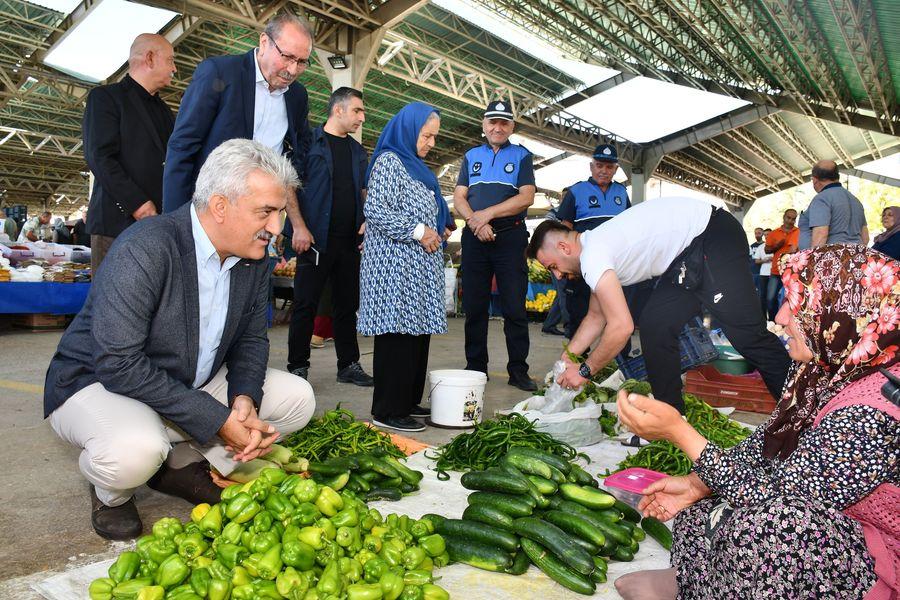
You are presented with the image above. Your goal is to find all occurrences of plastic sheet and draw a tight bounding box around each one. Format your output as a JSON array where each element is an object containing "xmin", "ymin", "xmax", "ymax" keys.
[{"xmin": 34, "ymin": 443, "xmax": 671, "ymax": 600}]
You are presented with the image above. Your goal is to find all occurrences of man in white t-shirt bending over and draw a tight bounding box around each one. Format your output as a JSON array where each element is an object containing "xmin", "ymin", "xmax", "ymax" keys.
[{"xmin": 526, "ymin": 196, "xmax": 790, "ymax": 414}]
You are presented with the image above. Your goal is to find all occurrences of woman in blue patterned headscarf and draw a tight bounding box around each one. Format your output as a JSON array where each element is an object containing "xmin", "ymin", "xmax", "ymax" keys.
[{"xmin": 358, "ymin": 102, "xmax": 453, "ymax": 433}]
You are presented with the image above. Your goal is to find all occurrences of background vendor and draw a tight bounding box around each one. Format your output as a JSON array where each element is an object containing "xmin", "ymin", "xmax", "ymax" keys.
[{"xmin": 613, "ymin": 245, "xmax": 900, "ymax": 600}]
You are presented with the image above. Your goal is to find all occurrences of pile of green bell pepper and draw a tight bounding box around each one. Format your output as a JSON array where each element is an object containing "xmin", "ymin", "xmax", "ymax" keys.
[{"xmin": 89, "ymin": 466, "xmax": 450, "ymax": 600}]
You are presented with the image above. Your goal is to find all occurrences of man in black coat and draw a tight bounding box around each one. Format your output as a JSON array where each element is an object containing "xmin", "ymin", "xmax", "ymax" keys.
[
  {"xmin": 82, "ymin": 33, "xmax": 176, "ymax": 272},
  {"xmin": 44, "ymin": 140, "xmax": 316, "ymax": 540}
]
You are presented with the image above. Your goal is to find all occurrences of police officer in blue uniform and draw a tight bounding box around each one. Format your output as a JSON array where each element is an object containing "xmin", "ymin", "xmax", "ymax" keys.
[
  {"xmin": 557, "ymin": 143, "xmax": 630, "ymax": 338},
  {"xmin": 454, "ymin": 100, "xmax": 538, "ymax": 391}
]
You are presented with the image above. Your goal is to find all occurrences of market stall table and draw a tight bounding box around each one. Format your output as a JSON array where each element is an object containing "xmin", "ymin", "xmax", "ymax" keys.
[{"xmin": 0, "ymin": 282, "xmax": 90, "ymax": 314}]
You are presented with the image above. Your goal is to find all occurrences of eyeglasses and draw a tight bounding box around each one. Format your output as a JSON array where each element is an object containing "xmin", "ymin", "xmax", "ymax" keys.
[{"xmin": 270, "ymin": 37, "xmax": 310, "ymax": 69}]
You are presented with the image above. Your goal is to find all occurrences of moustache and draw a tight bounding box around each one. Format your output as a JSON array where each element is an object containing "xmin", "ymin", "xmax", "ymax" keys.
[
  {"xmin": 277, "ymin": 70, "xmax": 296, "ymax": 82},
  {"xmin": 254, "ymin": 230, "xmax": 273, "ymax": 241}
]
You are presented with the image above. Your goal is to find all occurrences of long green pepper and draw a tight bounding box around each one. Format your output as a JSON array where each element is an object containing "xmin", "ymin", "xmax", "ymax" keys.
[
  {"xmin": 426, "ymin": 413, "xmax": 583, "ymax": 479},
  {"xmin": 281, "ymin": 408, "xmax": 406, "ymax": 461}
]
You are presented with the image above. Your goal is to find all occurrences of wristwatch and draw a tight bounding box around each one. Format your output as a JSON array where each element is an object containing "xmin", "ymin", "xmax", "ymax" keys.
[{"xmin": 578, "ymin": 363, "xmax": 592, "ymax": 379}]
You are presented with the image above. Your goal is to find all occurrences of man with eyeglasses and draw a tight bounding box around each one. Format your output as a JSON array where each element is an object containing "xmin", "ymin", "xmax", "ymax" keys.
[{"xmin": 163, "ymin": 12, "xmax": 316, "ymax": 253}]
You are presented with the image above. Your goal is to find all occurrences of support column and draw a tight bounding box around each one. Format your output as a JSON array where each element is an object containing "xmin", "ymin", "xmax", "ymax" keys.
[
  {"xmin": 630, "ymin": 167, "xmax": 647, "ymax": 205},
  {"xmin": 732, "ymin": 199, "xmax": 755, "ymax": 225},
  {"xmin": 628, "ymin": 152, "xmax": 661, "ymax": 205},
  {"xmin": 315, "ymin": 27, "xmax": 386, "ymax": 144}
]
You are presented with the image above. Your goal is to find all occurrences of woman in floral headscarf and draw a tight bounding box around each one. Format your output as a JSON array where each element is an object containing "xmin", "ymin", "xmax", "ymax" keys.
[{"xmin": 614, "ymin": 245, "xmax": 900, "ymax": 600}]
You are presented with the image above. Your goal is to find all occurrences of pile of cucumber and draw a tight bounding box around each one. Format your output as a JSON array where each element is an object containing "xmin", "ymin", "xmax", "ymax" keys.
[
  {"xmin": 422, "ymin": 447, "xmax": 673, "ymax": 596},
  {"xmin": 306, "ymin": 451, "xmax": 424, "ymax": 503}
]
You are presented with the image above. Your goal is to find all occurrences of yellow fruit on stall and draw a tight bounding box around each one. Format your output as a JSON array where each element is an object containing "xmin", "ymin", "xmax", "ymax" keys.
[{"xmin": 525, "ymin": 289, "xmax": 556, "ymax": 312}]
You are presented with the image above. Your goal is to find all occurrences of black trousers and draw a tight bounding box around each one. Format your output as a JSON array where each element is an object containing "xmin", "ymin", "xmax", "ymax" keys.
[
  {"xmin": 638, "ymin": 210, "xmax": 791, "ymax": 413},
  {"xmin": 287, "ymin": 239, "xmax": 361, "ymax": 371},
  {"xmin": 372, "ymin": 333, "xmax": 431, "ymax": 419},
  {"xmin": 564, "ymin": 278, "xmax": 591, "ymax": 339},
  {"xmin": 461, "ymin": 226, "xmax": 530, "ymax": 377},
  {"xmin": 757, "ymin": 275, "xmax": 770, "ymax": 319},
  {"xmin": 568, "ymin": 277, "xmax": 655, "ymax": 345}
]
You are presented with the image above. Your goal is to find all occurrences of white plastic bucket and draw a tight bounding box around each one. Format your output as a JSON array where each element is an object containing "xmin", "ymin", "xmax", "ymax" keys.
[{"xmin": 429, "ymin": 369, "xmax": 487, "ymax": 427}]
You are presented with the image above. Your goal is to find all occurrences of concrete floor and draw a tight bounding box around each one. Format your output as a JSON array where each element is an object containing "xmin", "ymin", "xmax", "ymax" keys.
[{"xmin": 0, "ymin": 316, "xmax": 765, "ymax": 597}]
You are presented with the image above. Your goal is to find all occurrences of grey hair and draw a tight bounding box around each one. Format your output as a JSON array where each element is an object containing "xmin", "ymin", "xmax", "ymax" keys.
[
  {"xmin": 265, "ymin": 12, "xmax": 314, "ymax": 49},
  {"xmin": 426, "ymin": 111, "xmax": 440, "ymax": 123},
  {"xmin": 192, "ymin": 139, "xmax": 299, "ymax": 210}
]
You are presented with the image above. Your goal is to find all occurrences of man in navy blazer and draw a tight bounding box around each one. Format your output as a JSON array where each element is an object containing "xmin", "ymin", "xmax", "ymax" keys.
[
  {"xmin": 163, "ymin": 12, "xmax": 316, "ymax": 252},
  {"xmin": 45, "ymin": 140, "xmax": 315, "ymax": 540}
]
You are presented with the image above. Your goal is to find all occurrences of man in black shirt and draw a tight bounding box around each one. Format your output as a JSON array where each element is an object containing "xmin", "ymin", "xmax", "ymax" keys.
[
  {"xmin": 287, "ymin": 87, "xmax": 373, "ymax": 386},
  {"xmin": 82, "ymin": 33, "xmax": 175, "ymax": 271},
  {"xmin": 72, "ymin": 209, "xmax": 90, "ymax": 247}
]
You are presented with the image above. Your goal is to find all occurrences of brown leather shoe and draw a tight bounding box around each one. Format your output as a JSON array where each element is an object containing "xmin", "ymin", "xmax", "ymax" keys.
[
  {"xmin": 147, "ymin": 461, "xmax": 222, "ymax": 505},
  {"xmin": 89, "ymin": 485, "xmax": 143, "ymax": 540}
]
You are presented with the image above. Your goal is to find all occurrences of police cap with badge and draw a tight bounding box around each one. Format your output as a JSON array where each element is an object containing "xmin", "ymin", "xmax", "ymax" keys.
[
  {"xmin": 593, "ymin": 143, "xmax": 618, "ymax": 163},
  {"xmin": 484, "ymin": 100, "xmax": 514, "ymax": 121}
]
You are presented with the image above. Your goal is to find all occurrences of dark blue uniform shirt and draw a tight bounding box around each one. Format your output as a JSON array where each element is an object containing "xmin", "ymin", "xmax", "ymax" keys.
[
  {"xmin": 557, "ymin": 178, "xmax": 630, "ymax": 233},
  {"xmin": 457, "ymin": 142, "xmax": 535, "ymax": 221}
]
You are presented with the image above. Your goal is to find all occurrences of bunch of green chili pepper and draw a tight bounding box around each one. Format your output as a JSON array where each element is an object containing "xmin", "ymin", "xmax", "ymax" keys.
[
  {"xmin": 426, "ymin": 413, "xmax": 584, "ymax": 480},
  {"xmin": 281, "ymin": 408, "xmax": 406, "ymax": 462},
  {"xmin": 684, "ymin": 394, "xmax": 752, "ymax": 447}
]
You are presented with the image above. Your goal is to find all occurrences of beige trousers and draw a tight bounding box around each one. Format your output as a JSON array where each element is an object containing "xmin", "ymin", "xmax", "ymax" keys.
[{"xmin": 49, "ymin": 367, "xmax": 315, "ymax": 506}]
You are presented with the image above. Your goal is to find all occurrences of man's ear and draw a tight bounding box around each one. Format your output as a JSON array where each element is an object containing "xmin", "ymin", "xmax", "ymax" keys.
[{"xmin": 208, "ymin": 194, "xmax": 229, "ymax": 223}]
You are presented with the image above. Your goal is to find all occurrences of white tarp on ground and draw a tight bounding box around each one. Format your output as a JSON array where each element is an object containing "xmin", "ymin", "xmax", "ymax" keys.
[{"xmin": 35, "ymin": 439, "xmax": 671, "ymax": 600}]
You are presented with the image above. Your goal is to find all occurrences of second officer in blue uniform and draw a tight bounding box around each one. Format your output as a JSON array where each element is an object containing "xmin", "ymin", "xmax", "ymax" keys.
[
  {"xmin": 454, "ymin": 100, "xmax": 537, "ymax": 391},
  {"xmin": 557, "ymin": 143, "xmax": 630, "ymax": 338}
]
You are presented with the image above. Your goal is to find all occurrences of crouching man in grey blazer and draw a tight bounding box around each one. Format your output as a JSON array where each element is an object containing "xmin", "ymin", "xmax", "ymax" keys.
[{"xmin": 43, "ymin": 139, "xmax": 315, "ymax": 540}]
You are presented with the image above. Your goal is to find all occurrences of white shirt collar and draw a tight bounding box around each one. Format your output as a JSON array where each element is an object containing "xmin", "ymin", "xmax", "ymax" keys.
[
  {"xmin": 254, "ymin": 49, "xmax": 288, "ymax": 97},
  {"xmin": 190, "ymin": 204, "xmax": 241, "ymax": 272}
]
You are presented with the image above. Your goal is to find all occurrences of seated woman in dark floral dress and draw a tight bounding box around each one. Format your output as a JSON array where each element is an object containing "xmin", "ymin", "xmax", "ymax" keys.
[{"xmin": 615, "ymin": 245, "xmax": 900, "ymax": 600}]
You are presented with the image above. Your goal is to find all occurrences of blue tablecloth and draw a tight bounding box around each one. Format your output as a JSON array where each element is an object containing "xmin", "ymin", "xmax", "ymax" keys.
[{"xmin": 0, "ymin": 282, "xmax": 90, "ymax": 314}]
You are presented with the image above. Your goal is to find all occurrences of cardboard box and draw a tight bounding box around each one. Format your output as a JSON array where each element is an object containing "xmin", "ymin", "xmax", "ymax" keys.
[{"xmin": 12, "ymin": 313, "xmax": 69, "ymax": 330}]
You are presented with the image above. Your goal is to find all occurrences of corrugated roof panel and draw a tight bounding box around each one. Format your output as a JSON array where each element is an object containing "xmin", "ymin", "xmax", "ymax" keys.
[
  {"xmin": 803, "ymin": 0, "xmax": 868, "ymax": 103},
  {"xmin": 872, "ymin": 0, "xmax": 900, "ymax": 99}
]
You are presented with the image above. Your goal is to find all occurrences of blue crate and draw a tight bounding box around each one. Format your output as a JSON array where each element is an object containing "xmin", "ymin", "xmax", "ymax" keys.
[
  {"xmin": 615, "ymin": 316, "xmax": 719, "ymax": 381},
  {"xmin": 527, "ymin": 282, "xmax": 553, "ymax": 300}
]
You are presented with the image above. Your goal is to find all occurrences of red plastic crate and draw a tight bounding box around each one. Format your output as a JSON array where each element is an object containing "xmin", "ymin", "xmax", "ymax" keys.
[{"xmin": 684, "ymin": 365, "xmax": 777, "ymax": 414}]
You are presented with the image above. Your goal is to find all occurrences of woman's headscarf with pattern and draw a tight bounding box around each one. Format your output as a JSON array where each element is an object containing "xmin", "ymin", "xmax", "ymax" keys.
[{"xmin": 763, "ymin": 245, "xmax": 900, "ymax": 460}]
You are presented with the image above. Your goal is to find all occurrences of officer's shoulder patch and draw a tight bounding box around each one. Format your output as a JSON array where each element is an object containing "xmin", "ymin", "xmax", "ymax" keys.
[
  {"xmin": 472, "ymin": 161, "xmax": 482, "ymax": 174},
  {"xmin": 504, "ymin": 162, "xmax": 515, "ymax": 173}
]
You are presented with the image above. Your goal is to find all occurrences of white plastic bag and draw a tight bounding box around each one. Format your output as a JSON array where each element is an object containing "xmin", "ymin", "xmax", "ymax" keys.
[
  {"xmin": 511, "ymin": 361, "xmax": 605, "ymax": 446},
  {"xmin": 539, "ymin": 360, "xmax": 581, "ymax": 413},
  {"xmin": 444, "ymin": 267, "xmax": 457, "ymax": 315}
]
